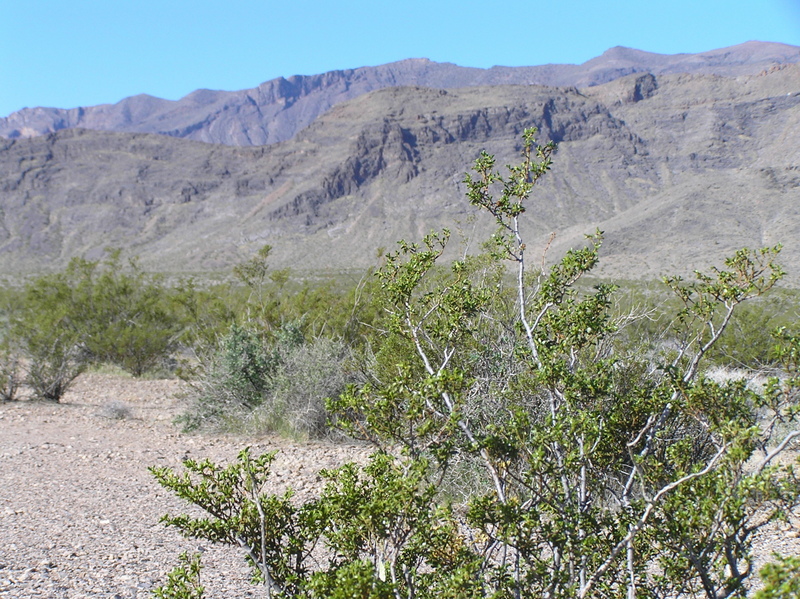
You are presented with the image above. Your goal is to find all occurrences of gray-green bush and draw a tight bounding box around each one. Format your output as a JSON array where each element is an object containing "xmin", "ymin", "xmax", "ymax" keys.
[
  {"xmin": 179, "ymin": 321, "xmax": 353, "ymax": 438},
  {"xmin": 178, "ymin": 322, "xmax": 277, "ymax": 429}
]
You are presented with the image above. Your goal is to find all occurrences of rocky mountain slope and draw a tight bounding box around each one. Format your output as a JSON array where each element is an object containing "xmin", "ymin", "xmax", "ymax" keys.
[
  {"xmin": 1, "ymin": 62, "xmax": 798, "ymax": 282},
  {"xmin": 2, "ymin": 41, "xmax": 798, "ymax": 147}
]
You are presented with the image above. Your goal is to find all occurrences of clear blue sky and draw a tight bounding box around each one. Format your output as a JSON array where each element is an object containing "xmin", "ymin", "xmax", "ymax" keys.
[{"xmin": 2, "ymin": 0, "xmax": 799, "ymax": 117}]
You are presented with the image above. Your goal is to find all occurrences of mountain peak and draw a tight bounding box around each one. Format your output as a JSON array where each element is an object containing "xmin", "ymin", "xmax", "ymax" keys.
[{"xmin": 2, "ymin": 42, "xmax": 798, "ymax": 144}]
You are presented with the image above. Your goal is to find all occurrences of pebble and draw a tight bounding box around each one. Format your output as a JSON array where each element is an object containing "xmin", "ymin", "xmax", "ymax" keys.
[
  {"xmin": 0, "ymin": 373, "xmax": 371, "ymax": 598},
  {"xmin": 1, "ymin": 372, "xmax": 795, "ymax": 597}
]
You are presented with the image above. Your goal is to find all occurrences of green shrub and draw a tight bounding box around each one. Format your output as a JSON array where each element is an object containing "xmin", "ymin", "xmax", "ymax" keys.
[
  {"xmin": 72, "ymin": 252, "xmax": 183, "ymax": 376},
  {"xmin": 151, "ymin": 552, "xmax": 205, "ymax": 599},
  {"xmin": 170, "ymin": 278, "xmax": 238, "ymax": 368},
  {"xmin": 756, "ymin": 555, "xmax": 800, "ymax": 599},
  {"xmin": 0, "ymin": 349, "xmax": 20, "ymax": 401},
  {"xmin": 154, "ymin": 130, "xmax": 800, "ymax": 598},
  {"xmin": 25, "ymin": 344, "xmax": 87, "ymax": 401},
  {"xmin": 12, "ymin": 270, "xmax": 89, "ymax": 401},
  {"xmin": 708, "ymin": 291, "xmax": 799, "ymax": 368},
  {"xmin": 152, "ymin": 450, "xmax": 472, "ymax": 599},
  {"xmin": 7, "ymin": 251, "xmax": 184, "ymax": 400}
]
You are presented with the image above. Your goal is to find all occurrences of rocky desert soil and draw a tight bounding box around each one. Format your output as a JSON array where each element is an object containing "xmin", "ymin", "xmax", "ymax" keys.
[
  {"xmin": 1, "ymin": 373, "xmax": 798, "ymax": 598},
  {"xmin": 0, "ymin": 373, "xmax": 371, "ymax": 598}
]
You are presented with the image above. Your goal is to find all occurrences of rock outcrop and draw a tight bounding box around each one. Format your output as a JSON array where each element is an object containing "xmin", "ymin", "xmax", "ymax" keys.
[
  {"xmin": 1, "ymin": 64, "xmax": 798, "ymax": 282},
  {"xmin": 2, "ymin": 41, "xmax": 798, "ymax": 146}
]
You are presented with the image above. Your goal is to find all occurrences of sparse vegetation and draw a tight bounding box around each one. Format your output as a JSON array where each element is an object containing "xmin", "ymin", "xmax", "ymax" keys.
[
  {"xmin": 97, "ymin": 399, "xmax": 134, "ymax": 420},
  {"xmin": 152, "ymin": 131, "xmax": 800, "ymax": 598},
  {"xmin": 178, "ymin": 321, "xmax": 353, "ymax": 439},
  {"xmin": 0, "ymin": 347, "xmax": 21, "ymax": 401}
]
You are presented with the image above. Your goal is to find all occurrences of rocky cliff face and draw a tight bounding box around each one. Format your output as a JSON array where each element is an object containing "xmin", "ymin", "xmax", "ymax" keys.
[
  {"xmin": 1, "ymin": 64, "xmax": 798, "ymax": 282},
  {"xmin": 2, "ymin": 41, "xmax": 798, "ymax": 146}
]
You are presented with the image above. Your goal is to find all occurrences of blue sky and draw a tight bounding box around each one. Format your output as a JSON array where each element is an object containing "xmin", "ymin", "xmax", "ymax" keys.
[{"xmin": 2, "ymin": 0, "xmax": 799, "ymax": 117}]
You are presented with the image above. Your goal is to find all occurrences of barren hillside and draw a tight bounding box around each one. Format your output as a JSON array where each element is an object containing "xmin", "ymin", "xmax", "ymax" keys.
[{"xmin": 0, "ymin": 64, "xmax": 798, "ymax": 282}]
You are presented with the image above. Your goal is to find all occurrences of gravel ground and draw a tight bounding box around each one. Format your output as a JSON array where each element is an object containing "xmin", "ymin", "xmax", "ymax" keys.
[
  {"xmin": 0, "ymin": 373, "xmax": 371, "ymax": 598},
  {"xmin": 1, "ymin": 373, "xmax": 798, "ymax": 598}
]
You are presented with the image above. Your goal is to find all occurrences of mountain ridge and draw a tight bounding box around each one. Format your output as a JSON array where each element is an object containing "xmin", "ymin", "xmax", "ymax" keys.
[
  {"xmin": 1, "ymin": 64, "xmax": 798, "ymax": 283},
  {"xmin": 3, "ymin": 41, "xmax": 798, "ymax": 147}
]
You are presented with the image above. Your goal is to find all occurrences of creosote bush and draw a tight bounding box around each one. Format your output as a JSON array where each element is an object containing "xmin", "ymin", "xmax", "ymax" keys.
[
  {"xmin": 15, "ymin": 282, "xmax": 90, "ymax": 401},
  {"xmin": 0, "ymin": 347, "xmax": 21, "ymax": 401},
  {"xmin": 151, "ymin": 552, "xmax": 205, "ymax": 599},
  {"xmin": 755, "ymin": 555, "xmax": 800, "ymax": 599},
  {"xmin": 153, "ymin": 129, "xmax": 800, "ymax": 597},
  {"xmin": 76, "ymin": 252, "xmax": 184, "ymax": 377},
  {"xmin": 8, "ymin": 251, "xmax": 184, "ymax": 400}
]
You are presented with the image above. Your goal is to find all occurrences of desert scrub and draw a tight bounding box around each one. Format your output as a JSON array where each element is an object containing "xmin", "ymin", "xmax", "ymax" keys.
[
  {"xmin": 249, "ymin": 333, "xmax": 351, "ymax": 438},
  {"xmin": 0, "ymin": 346, "xmax": 21, "ymax": 401},
  {"xmin": 11, "ymin": 271, "xmax": 90, "ymax": 401},
  {"xmin": 68, "ymin": 251, "xmax": 184, "ymax": 376},
  {"xmin": 179, "ymin": 321, "xmax": 353, "ymax": 438},
  {"xmin": 178, "ymin": 322, "xmax": 276, "ymax": 429},
  {"xmin": 6, "ymin": 251, "xmax": 186, "ymax": 400},
  {"xmin": 97, "ymin": 400, "xmax": 134, "ymax": 420},
  {"xmin": 155, "ymin": 130, "xmax": 800, "ymax": 598}
]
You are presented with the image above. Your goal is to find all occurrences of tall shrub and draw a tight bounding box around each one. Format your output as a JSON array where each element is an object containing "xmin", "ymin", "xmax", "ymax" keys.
[
  {"xmin": 154, "ymin": 130, "xmax": 800, "ymax": 598},
  {"xmin": 71, "ymin": 251, "xmax": 183, "ymax": 376},
  {"xmin": 12, "ymin": 268, "xmax": 89, "ymax": 401}
]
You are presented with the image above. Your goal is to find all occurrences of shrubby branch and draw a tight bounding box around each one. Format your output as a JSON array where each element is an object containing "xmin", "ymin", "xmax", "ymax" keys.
[{"xmin": 152, "ymin": 130, "xmax": 800, "ymax": 598}]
